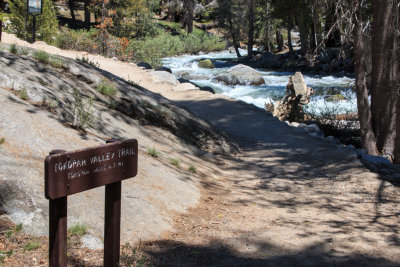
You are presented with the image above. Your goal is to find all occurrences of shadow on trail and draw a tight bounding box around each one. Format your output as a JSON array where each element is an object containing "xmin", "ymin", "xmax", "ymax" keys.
[
  {"xmin": 142, "ymin": 239, "xmax": 398, "ymax": 267},
  {"xmin": 170, "ymin": 96, "xmax": 400, "ymax": 264}
]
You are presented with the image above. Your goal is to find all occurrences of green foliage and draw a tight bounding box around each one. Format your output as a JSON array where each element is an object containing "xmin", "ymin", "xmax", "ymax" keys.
[
  {"xmin": 49, "ymin": 57, "xmax": 67, "ymax": 69},
  {"xmin": 9, "ymin": 0, "xmax": 58, "ymax": 43},
  {"xmin": 120, "ymin": 243, "xmax": 148, "ymax": 267},
  {"xmin": 169, "ymin": 158, "xmax": 180, "ymax": 167},
  {"xmin": 72, "ymin": 89, "xmax": 95, "ymax": 130},
  {"xmin": 32, "ymin": 51, "xmax": 50, "ymax": 64},
  {"xmin": 96, "ymin": 81, "xmax": 117, "ymax": 98},
  {"xmin": 189, "ymin": 165, "xmax": 197, "ymax": 173},
  {"xmin": 0, "ymin": 138, "xmax": 4, "ymax": 145},
  {"xmin": 32, "ymin": 51, "xmax": 66, "ymax": 69},
  {"xmin": 75, "ymin": 55, "xmax": 100, "ymax": 68},
  {"xmin": 23, "ymin": 241, "xmax": 40, "ymax": 251},
  {"xmin": 5, "ymin": 231, "xmax": 13, "ymax": 239},
  {"xmin": 68, "ymin": 223, "xmax": 87, "ymax": 236},
  {"xmin": 9, "ymin": 44, "xmax": 17, "ymax": 54},
  {"xmin": 20, "ymin": 88, "xmax": 29, "ymax": 100},
  {"xmin": 0, "ymin": 249, "xmax": 13, "ymax": 263},
  {"xmin": 127, "ymin": 31, "xmax": 225, "ymax": 67},
  {"xmin": 55, "ymin": 27, "xmax": 120, "ymax": 58},
  {"xmin": 15, "ymin": 223, "xmax": 23, "ymax": 232},
  {"xmin": 147, "ymin": 147, "xmax": 160, "ymax": 158}
]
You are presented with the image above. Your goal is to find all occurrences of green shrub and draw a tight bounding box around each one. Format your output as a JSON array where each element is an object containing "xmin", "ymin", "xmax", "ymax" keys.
[
  {"xmin": 15, "ymin": 223, "xmax": 23, "ymax": 232},
  {"xmin": 9, "ymin": 0, "xmax": 58, "ymax": 44},
  {"xmin": 20, "ymin": 88, "xmax": 29, "ymax": 100},
  {"xmin": 9, "ymin": 44, "xmax": 17, "ymax": 54},
  {"xmin": 76, "ymin": 55, "xmax": 100, "ymax": 68},
  {"xmin": 147, "ymin": 147, "xmax": 160, "ymax": 158},
  {"xmin": 55, "ymin": 27, "xmax": 120, "ymax": 57},
  {"xmin": 96, "ymin": 81, "xmax": 117, "ymax": 98},
  {"xmin": 0, "ymin": 138, "xmax": 4, "ymax": 145},
  {"xmin": 72, "ymin": 89, "xmax": 96, "ymax": 130},
  {"xmin": 169, "ymin": 158, "xmax": 180, "ymax": 167},
  {"xmin": 49, "ymin": 57, "xmax": 67, "ymax": 69},
  {"xmin": 32, "ymin": 51, "xmax": 50, "ymax": 64},
  {"xmin": 0, "ymin": 250, "xmax": 13, "ymax": 263},
  {"xmin": 68, "ymin": 223, "xmax": 87, "ymax": 236},
  {"xmin": 189, "ymin": 165, "xmax": 197, "ymax": 173},
  {"xmin": 23, "ymin": 241, "xmax": 40, "ymax": 251}
]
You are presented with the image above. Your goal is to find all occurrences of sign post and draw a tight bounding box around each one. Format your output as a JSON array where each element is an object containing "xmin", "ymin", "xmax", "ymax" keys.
[
  {"xmin": 45, "ymin": 139, "xmax": 138, "ymax": 267},
  {"xmin": 27, "ymin": 0, "xmax": 43, "ymax": 43}
]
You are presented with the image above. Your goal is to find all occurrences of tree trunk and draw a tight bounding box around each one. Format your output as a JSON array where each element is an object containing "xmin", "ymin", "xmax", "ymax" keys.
[
  {"xmin": 287, "ymin": 21, "xmax": 293, "ymax": 52},
  {"xmin": 84, "ymin": 0, "xmax": 91, "ymax": 29},
  {"xmin": 371, "ymin": 0, "xmax": 399, "ymax": 159},
  {"xmin": 69, "ymin": 0, "xmax": 76, "ymax": 27},
  {"xmin": 0, "ymin": 0, "xmax": 3, "ymax": 43},
  {"xmin": 353, "ymin": 2, "xmax": 379, "ymax": 155},
  {"xmin": 276, "ymin": 30, "xmax": 284, "ymax": 52},
  {"xmin": 324, "ymin": 2, "xmax": 341, "ymax": 47},
  {"xmin": 247, "ymin": 0, "xmax": 254, "ymax": 57},
  {"xmin": 395, "ymin": 3, "xmax": 400, "ymax": 163},
  {"xmin": 264, "ymin": 1, "xmax": 272, "ymax": 52},
  {"xmin": 182, "ymin": 0, "xmax": 194, "ymax": 33},
  {"xmin": 229, "ymin": 17, "xmax": 241, "ymax": 57},
  {"xmin": 297, "ymin": 8, "xmax": 309, "ymax": 54}
]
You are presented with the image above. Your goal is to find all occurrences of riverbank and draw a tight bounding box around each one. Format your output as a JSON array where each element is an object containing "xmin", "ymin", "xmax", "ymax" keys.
[{"xmin": 1, "ymin": 33, "xmax": 400, "ymax": 266}]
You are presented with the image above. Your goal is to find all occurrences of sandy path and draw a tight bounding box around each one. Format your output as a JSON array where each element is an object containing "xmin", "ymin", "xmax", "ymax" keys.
[{"xmin": 3, "ymin": 33, "xmax": 400, "ymax": 266}]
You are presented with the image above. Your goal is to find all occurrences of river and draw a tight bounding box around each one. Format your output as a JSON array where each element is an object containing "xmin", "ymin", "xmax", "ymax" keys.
[{"xmin": 163, "ymin": 49, "xmax": 356, "ymax": 115}]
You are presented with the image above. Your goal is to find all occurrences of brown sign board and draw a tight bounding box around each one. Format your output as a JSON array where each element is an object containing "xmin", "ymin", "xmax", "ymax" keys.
[{"xmin": 45, "ymin": 139, "xmax": 138, "ymax": 199}]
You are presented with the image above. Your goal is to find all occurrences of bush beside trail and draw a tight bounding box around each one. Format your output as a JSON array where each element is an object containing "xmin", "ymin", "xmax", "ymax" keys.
[{"xmin": 54, "ymin": 25, "xmax": 226, "ymax": 68}]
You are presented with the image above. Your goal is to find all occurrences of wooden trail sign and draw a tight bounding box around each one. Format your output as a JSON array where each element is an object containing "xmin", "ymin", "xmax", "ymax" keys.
[{"xmin": 45, "ymin": 139, "xmax": 138, "ymax": 267}]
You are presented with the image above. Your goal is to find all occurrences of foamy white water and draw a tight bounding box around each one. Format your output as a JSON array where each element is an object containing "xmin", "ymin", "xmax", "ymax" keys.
[{"xmin": 162, "ymin": 50, "xmax": 356, "ymax": 115}]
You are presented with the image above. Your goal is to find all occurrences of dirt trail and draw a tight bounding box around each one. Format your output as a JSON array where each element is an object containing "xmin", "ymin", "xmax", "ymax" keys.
[{"xmin": 3, "ymin": 33, "xmax": 400, "ymax": 266}]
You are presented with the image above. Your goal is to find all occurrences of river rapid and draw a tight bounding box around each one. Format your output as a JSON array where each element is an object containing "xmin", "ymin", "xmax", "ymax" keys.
[{"xmin": 163, "ymin": 49, "xmax": 356, "ymax": 115}]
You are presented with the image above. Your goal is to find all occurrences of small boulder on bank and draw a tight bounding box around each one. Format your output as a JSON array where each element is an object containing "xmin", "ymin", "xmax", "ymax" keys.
[
  {"xmin": 198, "ymin": 59, "xmax": 215, "ymax": 69},
  {"xmin": 212, "ymin": 64, "xmax": 265, "ymax": 86}
]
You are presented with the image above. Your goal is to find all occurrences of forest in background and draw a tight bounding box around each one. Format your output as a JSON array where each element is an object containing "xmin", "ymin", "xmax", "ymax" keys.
[{"xmin": 0, "ymin": 0, "xmax": 399, "ymax": 163}]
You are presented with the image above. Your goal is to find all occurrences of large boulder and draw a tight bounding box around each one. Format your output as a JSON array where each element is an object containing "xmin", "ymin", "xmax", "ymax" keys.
[
  {"xmin": 198, "ymin": 59, "xmax": 215, "ymax": 69},
  {"xmin": 211, "ymin": 74, "xmax": 240, "ymax": 86},
  {"xmin": 213, "ymin": 64, "xmax": 265, "ymax": 86},
  {"xmin": 272, "ymin": 72, "xmax": 313, "ymax": 122},
  {"xmin": 151, "ymin": 71, "xmax": 180, "ymax": 86}
]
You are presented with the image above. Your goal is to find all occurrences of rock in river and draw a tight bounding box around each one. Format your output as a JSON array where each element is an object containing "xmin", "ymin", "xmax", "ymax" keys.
[
  {"xmin": 198, "ymin": 59, "xmax": 215, "ymax": 69},
  {"xmin": 212, "ymin": 64, "xmax": 265, "ymax": 86}
]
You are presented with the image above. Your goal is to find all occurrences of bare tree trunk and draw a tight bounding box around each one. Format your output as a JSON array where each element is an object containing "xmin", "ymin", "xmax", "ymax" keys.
[
  {"xmin": 287, "ymin": 22, "xmax": 293, "ymax": 52},
  {"xmin": 182, "ymin": 0, "xmax": 194, "ymax": 33},
  {"xmin": 0, "ymin": 0, "xmax": 3, "ymax": 43},
  {"xmin": 324, "ymin": 1, "xmax": 341, "ymax": 48},
  {"xmin": 276, "ymin": 30, "xmax": 283, "ymax": 52},
  {"xmin": 228, "ymin": 17, "xmax": 241, "ymax": 57},
  {"xmin": 353, "ymin": 1, "xmax": 378, "ymax": 155},
  {"xmin": 247, "ymin": 0, "xmax": 255, "ymax": 57},
  {"xmin": 84, "ymin": 0, "xmax": 91, "ymax": 30},
  {"xmin": 69, "ymin": 0, "xmax": 76, "ymax": 27},
  {"xmin": 297, "ymin": 8, "xmax": 310, "ymax": 54},
  {"xmin": 394, "ymin": 3, "xmax": 400, "ymax": 163},
  {"xmin": 264, "ymin": 1, "xmax": 272, "ymax": 52},
  {"xmin": 371, "ymin": 0, "xmax": 398, "ymax": 158}
]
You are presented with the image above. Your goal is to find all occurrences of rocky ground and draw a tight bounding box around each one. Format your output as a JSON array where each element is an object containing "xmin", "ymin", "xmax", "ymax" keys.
[{"xmin": 0, "ymin": 33, "xmax": 399, "ymax": 266}]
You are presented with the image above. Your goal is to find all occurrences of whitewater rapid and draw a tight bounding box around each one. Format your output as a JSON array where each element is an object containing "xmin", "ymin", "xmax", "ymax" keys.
[{"xmin": 162, "ymin": 50, "xmax": 356, "ymax": 115}]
